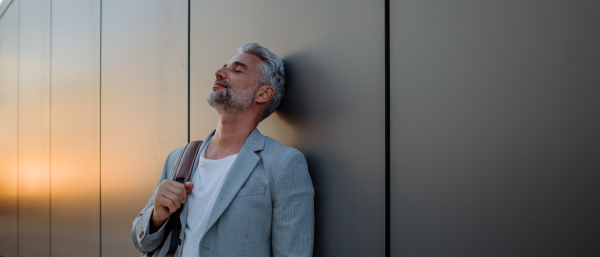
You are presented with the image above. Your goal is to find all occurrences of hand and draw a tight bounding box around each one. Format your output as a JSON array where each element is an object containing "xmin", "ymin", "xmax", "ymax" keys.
[{"xmin": 150, "ymin": 180, "xmax": 194, "ymax": 231}]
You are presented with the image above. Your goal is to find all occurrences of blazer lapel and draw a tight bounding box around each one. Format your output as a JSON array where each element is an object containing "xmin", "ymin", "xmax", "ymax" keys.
[
  {"xmin": 180, "ymin": 130, "xmax": 215, "ymax": 230},
  {"xmin": 203, "ymin": 128, "xmax": 265, "ymax": 234}
]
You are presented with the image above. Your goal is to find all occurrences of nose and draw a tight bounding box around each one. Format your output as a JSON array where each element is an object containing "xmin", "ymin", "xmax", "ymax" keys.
[{"xmin": 215, "ymin": 67, "xmax": 226, "ymax": 80}]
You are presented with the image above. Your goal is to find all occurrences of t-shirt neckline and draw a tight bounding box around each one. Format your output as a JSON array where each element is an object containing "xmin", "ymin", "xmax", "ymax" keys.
[{"xmin": 200, "ymin": 136, "xmax": 239, "ymax": 162}]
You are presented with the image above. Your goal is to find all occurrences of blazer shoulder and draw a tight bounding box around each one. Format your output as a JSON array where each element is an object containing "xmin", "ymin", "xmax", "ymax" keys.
[
  {"xmin": 260, "ymin": 136, "xmax": 307, "ymax": 170},
  {"xmin": 161, "ymin": 146, "xmax": 186, "ymax": 178},
  {"xmin": 166, "ymin": 146, "xmax": 186, "ymax": 164},
  {"xmin": 260, "ymin": 136, "xmax": 313, "ymax": 195},
  {"xmin": 262, "ymin": 136, "xmax": 304, "ymax": 156}
]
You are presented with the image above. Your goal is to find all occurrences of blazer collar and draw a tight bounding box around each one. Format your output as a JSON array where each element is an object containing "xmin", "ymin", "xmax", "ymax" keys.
[
  {"xmin": 181, "ymin": 128, "xmax": 266, "ymax": 235},
  {"xmin": 187, "ymin": 127, "xmax": 265, "ymax": 173},
  {"xmin": 242, "ymin": 128, "xmax": 266, "ymax": 152},
  {"xmin": 196, "ymin": 128, "xmax": 265, "ymax": 153},
  {"xmin": 179, "ymin": 130, "xmax": 216, "ymax": 232}
]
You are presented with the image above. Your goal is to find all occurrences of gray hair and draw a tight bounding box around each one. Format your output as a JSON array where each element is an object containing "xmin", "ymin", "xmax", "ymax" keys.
[{"xmin": 238, "ymin": 42, "xmax": 285, "ymax": 121}]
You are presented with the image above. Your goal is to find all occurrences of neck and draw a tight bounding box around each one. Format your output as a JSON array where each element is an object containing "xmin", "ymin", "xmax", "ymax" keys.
[{"xmin": 205, "ymin": 111, "xmax": 259, "ymax": 159}]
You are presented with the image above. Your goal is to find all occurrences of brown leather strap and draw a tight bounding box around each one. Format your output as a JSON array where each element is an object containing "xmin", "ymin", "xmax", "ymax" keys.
[
  {"xmin": 153, "ymin": 140, "xmax": 203, "ymax": 257},
  {"xmin": 172, "ymin": 140, "xmax": 203, "ymax": 183}
]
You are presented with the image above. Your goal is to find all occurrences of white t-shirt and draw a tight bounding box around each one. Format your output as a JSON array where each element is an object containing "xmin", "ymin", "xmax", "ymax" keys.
[{"xmin": 180, "ymin": 142, "xmax": 238, "ymax": 257}]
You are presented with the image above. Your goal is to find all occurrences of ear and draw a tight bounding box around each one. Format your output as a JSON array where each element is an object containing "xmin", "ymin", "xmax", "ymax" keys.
[{"xmin": 255, "ymin": 85, "xmax": 275, "ymax": 104}]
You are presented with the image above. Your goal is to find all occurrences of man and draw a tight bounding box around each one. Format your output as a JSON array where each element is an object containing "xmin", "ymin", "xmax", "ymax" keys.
[{"xmin": 132, "ymin": 42, "xmax": 314, "ymax": 257}]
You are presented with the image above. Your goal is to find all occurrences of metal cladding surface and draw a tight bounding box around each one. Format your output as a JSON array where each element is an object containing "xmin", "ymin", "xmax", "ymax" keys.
[
  {"xmin": 0, "ymin": 3, "xmax": 18, "ymax": 257},
  {"xmin": 50, "ymin": 0, "xmax": 101, "ymax": 256},
  {"xmin": 390, "ymin": 1, "xmax": 600, "ymax": 256},
  {"xmin": 190, "ymin": 0, "xmax": 386, "ymax": 256},
  {"xmin": 100, "ymin": 0, "xmax": 188, "ymax": 256},
  {"xmin": 18, "ymin": 0, "xmax": 51, "ymax": 256},
  {"xmin": 2, "ymin": 0, "xmax": 599, "ymax": 256}
]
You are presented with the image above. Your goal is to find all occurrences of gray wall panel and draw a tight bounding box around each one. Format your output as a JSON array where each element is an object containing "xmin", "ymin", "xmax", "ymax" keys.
[
  {"xmin": 0, "ymin": 3, "xmax": 19, "ymax": 257},
  {"xmin": 100, "ymin": 0, "xmax": 188, "ymax": 256},
  {"xmin": 190, "ymin": 0, "xmax": 385, "ymax": 255},
  {"xmin": 391, "ymin": 1, "xmax": 600, "ymax": 256},
  {"xmin": 50, "ymin": 0, "xmax": 100, "ymax": 256},
  {"xmin": 17, "ymin": 0, "xmax": 51, "ymax": 256}
]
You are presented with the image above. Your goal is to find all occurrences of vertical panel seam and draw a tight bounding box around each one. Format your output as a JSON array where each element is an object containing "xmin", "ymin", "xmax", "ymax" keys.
[
  {"xmin": 187, "ymin": 0, "xmax": 191, "ymax": 143},
  {"xmin": 99, "ymin": 0, "xmax": 103, "ymax": 256},
  {"xmin": 49, "ymin": 0, "xmax": 52, "ymax": 256},
  {"xmin": 385, "ymin": 0, "xmax": 391, "ymax": 256},
  {"xmin": 16, "ymin": 0, "xmax": 20, "ymax": 255}
]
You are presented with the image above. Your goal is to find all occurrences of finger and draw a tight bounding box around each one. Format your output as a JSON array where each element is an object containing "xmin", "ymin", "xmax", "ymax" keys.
[
  {"xmin": 163, "ymin": 198, "xmax": 179, "ymax": 214},
  {"xmin": 152, "ymin": 199, "xmax": 168, "ymax": 220},
  {"xmin": 156, "ymin": 180, "xmax": 175, "ymax": 195},
  {"xmin": 161, "ymin": 190, "xmax": 181, "ymax": 210},
  {"xmin": 155, "ymin": 196, "xmax": 174, "ymax": 214},
  {"xmin": 183, "ymin": 182, "xmax": 194, "ymax": 203},
  {"xmin": 165, "ymin": 183, "xmax": 186, "ymax": 204},
  {"xmin": 159, "ymin": 197, "xmax": 177, "ymax": 214},
  {"xmin": 162, "ymin": 180, "xmax": 185, "ymax": 190},
  {"xmin": 185, "ymin": 182, "xmax": 194, "ymax": 192}
]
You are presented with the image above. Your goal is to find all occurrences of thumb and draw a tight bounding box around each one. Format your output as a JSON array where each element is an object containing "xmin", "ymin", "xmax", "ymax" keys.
[{"xmin": 185, "ymin": 182, "xmax": 194, "ymax": 192}]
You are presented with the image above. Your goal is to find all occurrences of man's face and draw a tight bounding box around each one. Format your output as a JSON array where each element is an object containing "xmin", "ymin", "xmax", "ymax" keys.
[{"xmin": 207, "ymin": 53, "xmax": 263, "ymax": 114}]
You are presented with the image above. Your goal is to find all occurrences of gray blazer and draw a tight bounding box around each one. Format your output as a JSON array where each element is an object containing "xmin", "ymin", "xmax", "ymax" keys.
[{"xmin": 132, "ymin": 129, "xmax": 315, "ymax": 257}]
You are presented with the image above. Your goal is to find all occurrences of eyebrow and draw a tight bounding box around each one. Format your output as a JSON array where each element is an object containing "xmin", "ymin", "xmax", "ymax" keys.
[{"xmin": 223, "ymin": 61, "xmax": 248, "ymax": 70}]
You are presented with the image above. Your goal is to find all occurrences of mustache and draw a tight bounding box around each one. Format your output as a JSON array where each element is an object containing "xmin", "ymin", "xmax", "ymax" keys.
[{"xmin": 215, "ymin": 79, "xmax": 231, "ymax": 88}]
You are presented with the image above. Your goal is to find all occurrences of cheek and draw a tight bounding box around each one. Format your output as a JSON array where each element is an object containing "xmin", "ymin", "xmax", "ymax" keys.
[
  {"xmin": 240, "ymin": 77, "xmax": 259, "ymax": 91},
  {"xmin": 245, "ymin": 72, "xmax": 260, "ymax": 85}
]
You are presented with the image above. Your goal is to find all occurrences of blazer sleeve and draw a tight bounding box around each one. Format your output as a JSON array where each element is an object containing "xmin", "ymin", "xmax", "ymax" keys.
[
  {"xmin": 131, "ymin": 149, "xmax": 179, "ymax": 254},
  {"xmin": 271, "ymin": 149, "xmax": 315, "ymax": 257}
]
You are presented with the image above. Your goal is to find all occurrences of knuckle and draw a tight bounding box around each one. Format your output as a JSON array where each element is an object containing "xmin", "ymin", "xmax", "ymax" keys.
[{"xmin": 159, "ymin": 199, "xmax": 167, "ymax": 206}]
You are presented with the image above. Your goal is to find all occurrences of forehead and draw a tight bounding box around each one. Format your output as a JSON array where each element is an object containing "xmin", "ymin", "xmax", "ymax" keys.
[{"xmin": 227, "ymin": 53, "xmax": 262, "ymax": 71}]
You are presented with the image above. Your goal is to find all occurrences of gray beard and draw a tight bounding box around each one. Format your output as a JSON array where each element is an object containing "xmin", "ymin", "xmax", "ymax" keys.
[{"xmin": 206, "ymin": 86, "xmax": 255, "ymax": 114}]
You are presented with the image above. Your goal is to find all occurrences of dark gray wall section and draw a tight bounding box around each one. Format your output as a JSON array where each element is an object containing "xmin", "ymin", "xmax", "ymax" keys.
[
  {"xmin": 391, "ymin": 1, "xmax": 600, "ymax": 256},
  {"xmin": 190, "ymin": 0, "xmax": 385, "ymax": 256}
]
